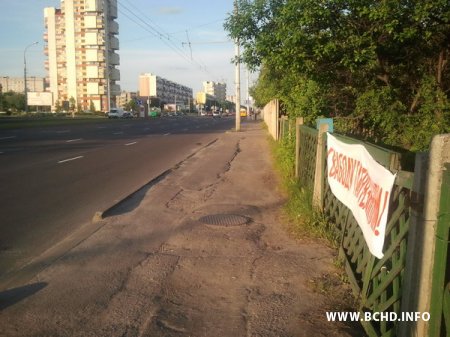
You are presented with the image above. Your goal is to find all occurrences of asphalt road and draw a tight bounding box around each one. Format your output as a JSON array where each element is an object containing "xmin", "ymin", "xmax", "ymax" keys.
[{"xmin": 0, "ymin": 115, "xmax": 234, "ymax": 283}]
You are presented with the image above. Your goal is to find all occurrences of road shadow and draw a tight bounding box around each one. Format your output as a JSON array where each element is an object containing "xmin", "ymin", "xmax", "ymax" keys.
[{"xmin": 0, "ymin": 282, "xmax": 47, "ymax": 310}]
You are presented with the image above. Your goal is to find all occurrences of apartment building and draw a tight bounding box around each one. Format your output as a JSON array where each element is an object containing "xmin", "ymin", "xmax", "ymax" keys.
[
  {"xmin": 44, "ymin": 0, "xmax": 120, "ymax": 112},
  {"xmin": 139, "ymin": 73, "xmax": 192, "ymax": 106},
  {"xmin": 0, "ymin": 77, "xmax": 45, "ymax": 93},
  {"xmin": 203, "ymin": 81, "xmax": 226, "ymax": 101},
  {"xmin": 116, "ymin": 90, "xmax": 137, "ymax": 108}
]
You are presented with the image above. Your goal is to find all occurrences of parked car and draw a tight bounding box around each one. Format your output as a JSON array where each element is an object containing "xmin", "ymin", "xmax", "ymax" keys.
[
  {"xmin": 212, "ymin": 110, "xmax": 221, "ymax": 118},
  {"xmin": 107, "ymin": 108, "xmax": 125, "ymax": 118}
]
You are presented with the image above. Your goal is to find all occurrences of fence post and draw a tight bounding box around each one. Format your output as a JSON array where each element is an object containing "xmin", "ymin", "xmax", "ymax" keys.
[
  {"xmin": 398, "ymin": 152, "xmax": 428, "ymax": 337},
  {"xmin": 275, "ymin": 99, "xmax": 280, "ymax": 141},
  {"xmin": 398, "ymin": 134, "xmax": 450, "ymax": 337},
  {"xmin": 295, "ymin": 117, "xmax": 304, "ymax": 178},
  {"xmin": 312, "ymin": 123, "xmax": 329, "ymax": 209}
]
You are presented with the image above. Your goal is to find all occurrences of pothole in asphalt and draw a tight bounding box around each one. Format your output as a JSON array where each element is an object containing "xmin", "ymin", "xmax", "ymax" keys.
[{"xmin": 198, "ymin": 214, "xmax": 250, "ymax": 227}]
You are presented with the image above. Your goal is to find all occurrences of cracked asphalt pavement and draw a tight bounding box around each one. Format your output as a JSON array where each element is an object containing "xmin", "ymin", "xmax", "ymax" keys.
[{"xmin": 0, "ymin": 121, "xmax": 358, "ymax": 337}]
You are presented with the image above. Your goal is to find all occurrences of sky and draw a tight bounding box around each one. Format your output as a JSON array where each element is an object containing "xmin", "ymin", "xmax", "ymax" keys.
[{"xmin": 0, "ymin": 0, "xmax": 253, "ymax": 97}]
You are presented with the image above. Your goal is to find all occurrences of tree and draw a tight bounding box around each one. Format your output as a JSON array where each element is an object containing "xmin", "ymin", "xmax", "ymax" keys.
[
  {"xmin": 124, "ymin": 99, "xmax": 138, "ymax": 112},
  {"xmin": 225, "ymin": 0, "xmax": 450, "ymax": 150},
  {"xmin": 55, "ymin": 100, "xmax": 62, "ymax": 113},
  {"xmin": 0, "ymin": 92, "xmax": 25, "ymax": 112}
]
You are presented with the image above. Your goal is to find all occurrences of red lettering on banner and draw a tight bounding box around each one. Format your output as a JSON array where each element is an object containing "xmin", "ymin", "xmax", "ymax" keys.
[
  {"xmin": 328, "ymin": 148, "xmax": 336, "ymax": 177},
  {"xmin": 328, "ymin": 147, "xmax": 391, "ymax": 237},
  {"xmin": 327, "ymin": 134, "xmax": 396, "ymax": 258},
  {"xmin": 327, "ymin": 148, "xmax": 359, "ymax": 191}
]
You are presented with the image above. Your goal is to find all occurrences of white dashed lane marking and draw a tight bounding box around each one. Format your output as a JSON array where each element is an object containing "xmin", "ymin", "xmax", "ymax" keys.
[{"xmin": 58, "ymin": 156, "xmax": 84, "ymax": 164}]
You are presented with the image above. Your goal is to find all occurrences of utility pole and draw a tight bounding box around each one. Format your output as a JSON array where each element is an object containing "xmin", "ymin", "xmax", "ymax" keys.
[
  {"xmin": 234, "ymin": 0, "xmax": 241, "ymax": 132},
  {"xmin": 104, "ymin": 0, "xmax": 111, "ymax": 113},
  {"xmin": 24, "ymin": 41, "xmax": 39, "ymax": 113},
  {"xmin": 246, "ymin": 66, "xmax": 250, "ymax": 119}
]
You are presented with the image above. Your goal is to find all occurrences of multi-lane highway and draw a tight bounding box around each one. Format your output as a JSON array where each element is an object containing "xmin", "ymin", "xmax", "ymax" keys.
[{"xmin": 0, "ymin": 115, "xmax": 234, "ymax": 282}]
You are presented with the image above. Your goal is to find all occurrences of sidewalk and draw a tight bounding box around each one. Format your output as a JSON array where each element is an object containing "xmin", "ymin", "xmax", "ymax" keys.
[{"xmin": 0, "ymin": 121, "xmax": 358, "ymax": 336}]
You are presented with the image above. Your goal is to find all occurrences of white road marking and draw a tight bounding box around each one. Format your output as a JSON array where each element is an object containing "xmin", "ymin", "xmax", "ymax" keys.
[
  {"xmin": 66, "ymin": 138, "xmax": 82, "ymax": 143},
  {"xmin": 113, "ymin": 132, "xmax": 123, "ymax": 135},
  {"xmin": 164, "ymin": 133, "xmax": 170, "ymax": 136},
  {"xmin": 125, "ymin": 142, "xmax": 137, "ymax": 146},
  {"xmin": 0, "ymin": 136, "xmax": 17, "ymax": 140},
  {"xmin": 58, "ymin": 156, "xmax": 84, "ymax": 164}
]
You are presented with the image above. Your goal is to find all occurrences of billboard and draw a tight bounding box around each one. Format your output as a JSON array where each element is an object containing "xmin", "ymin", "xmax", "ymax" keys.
[{"xmin": 27, "ymin": 92, "xmax": 53, "ymax": 106}]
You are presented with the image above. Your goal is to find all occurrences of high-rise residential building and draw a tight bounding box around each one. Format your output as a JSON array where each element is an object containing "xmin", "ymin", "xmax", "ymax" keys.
[
  {"xmin": 44, "ymin": 0, "xmax": 120, "ymax": 112},
  {"xmin": 139, "ymin": 73, "xmax": 193, "ymax": 105},
  {"xmin": 203, "ymin": 81, "xmax": 226, "ymax": 101}
]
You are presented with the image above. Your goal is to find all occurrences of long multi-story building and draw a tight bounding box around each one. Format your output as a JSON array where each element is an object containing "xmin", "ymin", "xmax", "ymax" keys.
[
  {"xmin": 203, "ymin": 81, "xmax": 226, "ymax": 101},
  {"xmin": 0, "ymin": 77, "xmax": 46, "ymax": 93},
  {"xmin": 139, "ymin": 73, "xmax": 192, "ymax": 106},
  {"xmin": 44, "ymin": 0, "xmax": 120, "ymax": 112}
]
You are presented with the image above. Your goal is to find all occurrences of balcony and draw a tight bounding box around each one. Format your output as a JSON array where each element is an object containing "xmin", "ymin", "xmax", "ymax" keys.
[
  {"xmin": 109, "ymin": 21, "xmax": 119, "ymax": 34},
  {"xmin": 86, "ymin": 82, "xmax": 99, "ymax": 95},
  {"xmin": 110, "ymin": 83, "xmax": 121, "ymax": 95},
  {"xmin": 109, "ymin": 52, "xmax": 120, "ymax": 65},
  {"xmin": 84, "ymin": 14, "xmax": 102, "ymax": 29},
  {"xmin": 109, "ymin": 36, "xmax": 119, "ymax": 50},
  {"xmin": 109, "ymin": 0, "xmax": 118, "ymax": 18},
  {"xmin": 85, "ymin": 0, "xmax": 102, "ymax": 12},
  {"xmin": 110, "ymin": 68, "xmax": 120, "ymax": 81}
]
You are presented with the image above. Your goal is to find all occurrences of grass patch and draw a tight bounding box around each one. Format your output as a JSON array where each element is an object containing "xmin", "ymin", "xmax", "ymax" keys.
[{"xmin": 269, "ymin": 134, "xmax": 339, "ymax": 246}]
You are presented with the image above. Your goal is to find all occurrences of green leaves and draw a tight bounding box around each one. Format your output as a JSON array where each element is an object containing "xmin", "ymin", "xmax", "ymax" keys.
[{"xmin": 225, "ymin": 0, "xmax": 450, "ymax": 150}]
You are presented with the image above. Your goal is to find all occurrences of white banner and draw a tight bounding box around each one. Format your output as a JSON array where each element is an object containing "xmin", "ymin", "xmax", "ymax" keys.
[{"xmin": 327, "ymin": 133, "xmax": 396, "ymax": 259}]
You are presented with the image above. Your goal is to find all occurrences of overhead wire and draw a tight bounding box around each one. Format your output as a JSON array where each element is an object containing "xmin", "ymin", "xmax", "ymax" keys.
[{"xmin": 114, "ymin": 0, "xmax": 221, "ymax": 81}]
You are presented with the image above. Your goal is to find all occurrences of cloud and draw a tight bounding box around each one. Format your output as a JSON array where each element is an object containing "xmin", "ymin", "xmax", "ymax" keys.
[{"xmin": 158, "ymin": 7, "xmax": 183, "ymax": 15}]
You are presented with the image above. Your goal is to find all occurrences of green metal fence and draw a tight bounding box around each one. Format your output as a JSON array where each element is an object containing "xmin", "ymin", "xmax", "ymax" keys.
[
  {"xmin": 296, "ymin": 125, "xmax": 318, "ymax": 191},
  {"xmin": 295, "ymin": 124, "xmax": 414, "ymax": 336},
  {"xmin": 288, "ymin": 113, "xmax": 450, "ymax": 337},
  {"xmin": 320, "ymin": 132, "xmax": 410, "ymax": 337}
]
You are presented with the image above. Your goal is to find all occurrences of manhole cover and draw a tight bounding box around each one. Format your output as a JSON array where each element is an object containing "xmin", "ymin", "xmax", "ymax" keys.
[{"xmin": 199, "ymin": 214, "xmax": 250, "ymax": 226}]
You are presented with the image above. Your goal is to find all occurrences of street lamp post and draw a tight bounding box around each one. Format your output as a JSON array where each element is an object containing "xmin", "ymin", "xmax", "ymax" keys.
[
  {"xmin": 24, "ymin": 41, "xmax": 39, "ymax": 113},
  {"xmin": 234, "ymin": 0, "xmax": 241, "ymax": 131}
]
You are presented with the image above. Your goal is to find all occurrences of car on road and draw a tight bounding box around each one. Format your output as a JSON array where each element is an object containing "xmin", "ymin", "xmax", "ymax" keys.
[
  {"xmin": 107, "ymin": 108, "xmax": 126, "ymax": 118},
  {"xmin": 212, "ymin": 110, "xmax": 221, "ymax": 118}
]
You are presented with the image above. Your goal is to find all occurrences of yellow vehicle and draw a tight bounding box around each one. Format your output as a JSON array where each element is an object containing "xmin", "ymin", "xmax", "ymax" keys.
[{"xmin": 240, "ymin": 108, "xmax": 247, "ymax": 117}]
